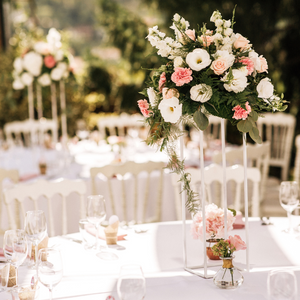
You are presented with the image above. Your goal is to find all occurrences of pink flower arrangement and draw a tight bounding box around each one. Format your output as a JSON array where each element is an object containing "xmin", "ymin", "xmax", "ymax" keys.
[
  {"xmin": 239, "ymin": 57, "xmax": 254, "ymax": 76},
  {"xmin": 212, "ymin": 235, "xmax": 247, "ymax": 258},
  {"xmin": 171, "ymin": 67, "xmax": 193, "ymax": 87},
  {"xmin": 191, "ymin": 203, "xmax": 235, "ymax": 241},
  {"xmin": 138, "ymin": 99, "xmax": 152, "ymax": 117},
  {"xmin": 158, "ymin": 72, "xmax": 166, "ymax": 91},
  {"xmin": 44, "ymin": 55, "xmax": 56, "ymax": 68},
  {"xmin": 232, "ymin": 101, "xmax": 251, "ymax": 120}
]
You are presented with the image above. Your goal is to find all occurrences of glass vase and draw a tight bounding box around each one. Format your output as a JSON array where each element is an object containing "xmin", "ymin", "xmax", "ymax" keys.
[
  {"xmin": 213, "ymin": 256, "xmax": 244, "ymax": 289},
  {"xmin": 206, "ymin": 238, "xmax": 221, "ymax": 260}
]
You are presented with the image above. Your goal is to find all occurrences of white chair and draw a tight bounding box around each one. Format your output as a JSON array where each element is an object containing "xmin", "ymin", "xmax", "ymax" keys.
[
  {"xmin": 257, "ymin": 112, "xmax": 296, "ymax": 180},
  {"xmin": 205, "ymin": 115, "xmax": 226, "ymax": 140},
  {"xmin": 3, "ymin": 178, "xmax": 87, "ymax": 236},
  {"xmin": 171, "ymin": 164, "xmax": 261, "ymax": 219},
  {"xmin": 212, "ymin": 142, "xmax": 270, "ymax": 200},
  {"xmin": 293, "ymin": 135, "xmax": 300, "ymax": 184},
  {"xmin": 90, "ymin": 161, "xmax": 165, "ymax": 224},
  {"xmin": 0, "ymin": 169, "xmax": 19, "ymax": 233}
]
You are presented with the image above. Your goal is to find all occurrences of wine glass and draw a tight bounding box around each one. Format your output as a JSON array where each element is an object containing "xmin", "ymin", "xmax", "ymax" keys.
[
  {"xmin": 24, "ymin": 210, "xmax": 47, "ymax": 269},
  {"xmin": 279, "ymin": 181, "xmax": 300, "ymax": 233},
  {"xmin": 86, "ymin": 195, "xmax": 118, "ymax": 260},
  {"xmin": 267, "ymin": 269, "xmax": 298, "ymax": 300},
  {"xmin": 117, "ymin": 264, "xmax": 146, "ymax": 300},
  {"xmin": 3, "ymin": 229, "xmax": 28, "ymax": 286},
  {"xmin": 37, "ymin": 248, "xmax": 63, "ymax": 300}
]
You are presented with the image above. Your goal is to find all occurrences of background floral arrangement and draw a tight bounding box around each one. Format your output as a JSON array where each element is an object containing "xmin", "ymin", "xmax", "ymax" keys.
[
  {"xmin": 191, "ymin": 204, "xmax": 235, "ymax": 241},
  {"xmin": 211, "ymin": 235, "xmax": 247, "ymax": 258},
  {"xmin": 138, "ymin": 8, "xmax": 287, "ymax": 212},
  {"xmin": 12, "ymin": 28, "xmax": 73, "ymax": 90}
]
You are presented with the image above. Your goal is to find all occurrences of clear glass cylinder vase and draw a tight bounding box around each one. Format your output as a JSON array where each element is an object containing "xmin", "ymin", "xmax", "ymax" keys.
[
  {"xmin": 206, "ymin": 239, "xmax": 221, "ymax": 260},
  {"xmin": 213, "ymin": 257, "xmax": 244, "ymax": 289}
]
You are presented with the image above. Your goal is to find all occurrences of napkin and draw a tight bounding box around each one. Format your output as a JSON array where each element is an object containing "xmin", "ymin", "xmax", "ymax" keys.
[{"xmin": 233, "ymin": 211, "xmax": 245, "ymax": 229}]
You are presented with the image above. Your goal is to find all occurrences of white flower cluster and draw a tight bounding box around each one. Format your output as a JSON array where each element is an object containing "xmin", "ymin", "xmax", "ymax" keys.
[{"xmin": 12, "ymin": 28, "xmax": 71, "ymax": 90}]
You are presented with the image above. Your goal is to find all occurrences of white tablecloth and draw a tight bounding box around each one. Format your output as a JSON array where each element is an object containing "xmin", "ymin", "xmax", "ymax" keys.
[{"xmin": 3, "ymin": 218, "xmax": 299, "ymax": 300}]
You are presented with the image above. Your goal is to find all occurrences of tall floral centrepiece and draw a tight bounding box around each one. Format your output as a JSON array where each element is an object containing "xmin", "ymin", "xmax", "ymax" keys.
[{"xmin": 138, "ymin": 9, "xmax": 287, "ymax": 213}]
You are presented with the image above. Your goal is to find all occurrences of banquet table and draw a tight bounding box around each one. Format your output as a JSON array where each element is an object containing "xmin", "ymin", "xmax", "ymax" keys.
[{"xmin": 2, "ymin": 217, "xmax": 300, "ymax": 300}]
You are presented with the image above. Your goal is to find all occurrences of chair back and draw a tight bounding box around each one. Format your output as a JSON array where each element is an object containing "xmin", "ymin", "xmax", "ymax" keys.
[
  {"xmin": 90, "ymin": 161, "xmax": 165, "ymax": 224},
  {"xmin": 171, "ymin": 164, "xmax": 261, "ymax": 219},
  {"xmin": 3, "ymin": 179, "xmax": 87, "ymax": 236},
  {"xmin": 205, "ymin": 115, "xmax": 226, "ymax": 140},
  {"xmin": 257, "ymin": 112, "xmax": 296, "ymax": 180}
]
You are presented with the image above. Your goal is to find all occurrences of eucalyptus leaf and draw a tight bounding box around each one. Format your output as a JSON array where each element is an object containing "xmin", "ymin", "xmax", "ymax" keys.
[
  {"xmin": 247, "ymin": 116, "xmax": 256, "ymax": 127},
  {"xmin": 193, "ymin": 110, "xmax": 209, "ymax": 130},
  {"xmin": 237, "ymin": 120, "xmax": 252, "ymax": 133},
  {"xmin": 249, "ymin": 127, "xmax": 262, "ymax": 144},
  {"xmin": 250, "ymin": 110, "xmax": 258, "ymax": 122}
]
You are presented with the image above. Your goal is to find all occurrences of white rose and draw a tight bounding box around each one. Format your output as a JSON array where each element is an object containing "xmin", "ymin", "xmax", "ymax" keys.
[
  {"xmin": 158, "ymin": 97, "xmax": 182, "ymax": 123},
  {"xmin": 215, "ymin": 19, "xmax": 223, "ymax": 27},
  {"xmin": 55, "ymin": 49, "xmax": 64, "ymax": 61},
  {"xmin": 222, "ymin": 69, "xmax": 248, "ymax": 93},
  {"xmin": 190, "ymin": 84, "xmax": 213, "ymax": 103},
  {"xmin": 21, "ymin": 72, "xmax": 34, "ymax": 86},
  {"xmin": 38, "ymin": 73, "xmax": 51, "ymax": 86},
  {"xmin": 186, "ymin": 48, "xmax": 211, "ymax": 71},
  {"xmin": 50, "ymin": 67, "xmax": 64, "ymax": 81},
  {"xmin": 147, "ymin": 87, "xmax": 157, "ymax": 106},
  {"xmin": 257, "ymin": 78, "xmax": 274, "ymax": 99},
  {"xmin": 174, "ymin": 56, "xmax": 184, "ymax": 68},
  {"xmin": 12, "ymin": 77, "xmax": 25, "ymax": 90},
  {"xmin": 13, "ymin": 57, "xmax": 23, "ymax": 74},
  {"xmin": 23, "ymin": 51, "xmax": 43, "ymax": 76},
  {"xmin": 34, "ymin": 41, "xmax": 53, "ymax": 55}
]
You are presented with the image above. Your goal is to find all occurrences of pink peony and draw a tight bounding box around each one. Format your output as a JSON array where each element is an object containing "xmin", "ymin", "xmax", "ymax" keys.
[
  {"xmin": 159, "ymin": 72, "xmax": 166, "ymax": 91},
  {"xmin": 171, "ymin": 67, "xmax": 193, "ymax": 87},
  {"xmin": 200, "ymin": 34, "xmax": 214, "ymax": 47},
  {"xmin": 185, "ymin": 29, "xmax": 196, "ymax": 41},
  {"xmin": 239, "ymin": 57, "xmax": 255, "ymax": 76},
  {"xmin": 137, "ymin": 99, "xmax": 151, "ymax": 117},
  {"xmin": 44, "ymin": 55, "xmax": 56, "ymax": 69},
  {"xmin": 191, "ymin": 203, "xmax": 235, "ymax": 241},
  {"xmin": 232, "ymin": 101, "xmax": 251, "ymax": 120},
  {"xmin": 257, "ymin": 56, "xmax": 268, "ymax": 73},
  {"xmin": 228, "ymin": 235, "xmax": 247, "ymax": 251}
]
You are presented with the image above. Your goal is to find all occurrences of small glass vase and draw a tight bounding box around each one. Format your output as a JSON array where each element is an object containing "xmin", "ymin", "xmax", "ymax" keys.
[
  {"xmin": 213, "ymin": 256, "xmax": 244, "ymax": 289},
  {"xmin": 206, "ymin": 239, "xmax": 221, "ymax": 260}
]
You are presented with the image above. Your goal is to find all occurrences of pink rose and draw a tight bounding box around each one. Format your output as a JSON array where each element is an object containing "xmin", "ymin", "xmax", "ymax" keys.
[
  {"xmin": 228, "ymin": 235, "xmax": 247, "ymax": 251},
  {"xmin": 185, "ymin": 29, "xmax": 196, "ymax": 41},
  {"xmin": 159, "ymin": 72, "xmax": 166, "ymax": 92},
  {"xmin": 171, "ymin": 67, "xmax": 193, "ymax": 87},
  {"xmin": 239, "ymin": 57, "xmax": 254, "ymax": 75},
  {"xmin": 232, "ymin": 101, "xmax": 251, "ymax": 120},
  {"xmin": 211, "ymin": 58, "xmax": 228, "ymax": 75},
  {"xmin": 200, "ymin": 35, "xmax": 214, "ymax": 47},
  {"xmin": 162, "ymin": 87, "xmax": 180, "ymax": 99},
  {"xmin": 44, "ymin": 55, "xmax": 56, "ymax": 69},
  {"xmin": 137, "ymin": 99, "xmax": 151, "ymax": 117},
  {"xmin": 257, "ymin": 56, "xmax": 268, "ymax": 73},
  {"xmin": 234, "ymin": 34, "xmax": 251, "ymax": 51}
]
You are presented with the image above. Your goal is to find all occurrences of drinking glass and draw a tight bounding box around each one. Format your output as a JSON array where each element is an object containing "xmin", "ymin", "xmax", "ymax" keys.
[
  {"xmin": 38, "ymin": 248, "xmax": 63, "ymax": 300},
  {"xmin": 3, "ymin": 229, "xmax": 28, "ymax": 286},
  {"xmin": 267, "ymin": 269, "xmax": 298, "ymax": 300},
  {"xmin": 24, "ymin": 210, "xmax": 47, "ymax": 269},
  {"xmin": 117, "ymin": 264, "xmax": 146, "ymax": 300},
  {"xmin": 86, "ymin": 195, "xmax": 118, "ymax": 260},
  {"xmin": 279, "ymin": 181, "xmax": 300, "ymax": 233}
]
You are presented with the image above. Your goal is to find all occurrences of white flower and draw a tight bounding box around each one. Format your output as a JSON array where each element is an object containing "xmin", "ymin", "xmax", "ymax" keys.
[
  {"xmin": 210, "ymin": 10, "xmax": 222, "ymax": 22},
  {"xmin": 21, "ymin": 72, "xmax": 34, "ymax": 86},
  {"xmin": 23, "ymin": 51, "xmax": 43, "ymax": 76},
  {"xmin": 190, "ymin": 84, "xmax": 213, "ymax": 103},
  {"xmin": 57, "ymin": 62, "xmax": 68, "ymax": 72},
  {"xmin": 224, "ymin": 20, "xmax": 231, "ymax": 28},
  {"xmin": 222, "ymin": 69, "xmax": 248, "ymax": 93},
  {"xmin": 13, "ymin": 57, "xmax": 23, "ymax": 74},
  {"xmin": 215, "ymin": 19, "xmax": 223, "ymax": 27},
  {"xmin": 213, "ymin": 50, "xmax": 235, "ymax": 68},
  {"xmin": 257, "ymin": 78, "xmax": 274, "ymax": 99},
  {"xmin": 158, "ymin": 97, "xmax": 182, "ymax": 123},
  {"xmin": 224, "ymin": 27, "xmax": 233, "ymax": 36},
  {"xmin": 214, "ymin": 33, "xmax": 223, "ymax": 41},
  {"xmin": 34, "ymin": 41, "xmax": 53, "ymax": 55},
  {"xmin": 186, "ymin": 48, "xmax": 211, "ymax": 71},
  {"xmin": 38, "ymin": 73, "xmax": 51, "ymax": 86},
  {"xmin": 55, "ymin": 49, "xmax": 64, "ymax": 61},
  {"xmin": 12, "ymin": 77, "xmax": 24, "ymax": 90},
  {"xmin": 147, "ymin": 87, "xmax": 157, "ymax": 106},
  {"xmin": 50, "ymin": 67, "xmax": 64, "ymax": 81},
  {"xmin": 173, "ymin": 13, "xmax": 180, "ymax": 22},
  {"xmin": 174, "ymin": 56, "xmax": 184, "ymax": 68},
  {"xmin": 47, "ymin": 28, "xmax": 62, "ymax": 50},
  {"xmin": 239, "ymin": 66, "xmax": 249, "ymax": 76},
  {"xmin": 63, "ymin": 71, "xmax": 69, "ymax": 79}
]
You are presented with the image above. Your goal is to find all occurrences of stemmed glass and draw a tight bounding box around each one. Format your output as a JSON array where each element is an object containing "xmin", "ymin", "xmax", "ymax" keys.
[
  {"xmin": 3, "ymin": 229, "xmax": 28, "ymax": 287},
  {"xmin": 117, "ymin": 264, "xmax": 146, "ymax": 300},
  {"xmin": 267, "ymin": 269, "xmax": 298, "ymax": 300},
  {"xmin": 38, "ymin": 248, "xmax": 63, "ymax": 300},
  {"xmin": 279, "ymin": 181, "xmax": 299, "ymax": 233},
  {"xmin": 24, "ymin": 210, "xmax": 47, "ymax": 268},
  {"xmin": 86, "ymin": 195, "xmax": 118, "ymax": 260}
]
